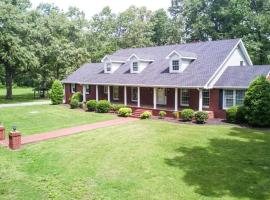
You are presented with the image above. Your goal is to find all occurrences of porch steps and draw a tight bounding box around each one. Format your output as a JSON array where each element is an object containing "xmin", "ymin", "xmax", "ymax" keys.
[{"xmin": 131, "ymin": 108, "xmax": 152, "ymax": 118}]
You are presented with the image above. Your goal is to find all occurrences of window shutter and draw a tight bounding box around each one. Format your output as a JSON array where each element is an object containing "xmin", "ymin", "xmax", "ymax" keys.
[{"xmin": 219, "ymin": 89, "xmax": 223, "ymax": 109}]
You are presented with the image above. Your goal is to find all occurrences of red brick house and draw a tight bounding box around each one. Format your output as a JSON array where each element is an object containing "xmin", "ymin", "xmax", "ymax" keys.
[{"xmin": 63, "ymin": 39, "xmax": 270, "ymax": 118}]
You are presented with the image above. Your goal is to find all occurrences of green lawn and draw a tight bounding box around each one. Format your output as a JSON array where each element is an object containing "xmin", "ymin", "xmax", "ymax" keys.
[
  {"xmin": 0, "ymin": 87, "xmax": 47, "ymax": 104},
  {"xmin": 0, "ymin": 105, "xmax": 116, "ymax": 135},
  {"xmin": 0, "ymin": 120, "xmax": 269, "ymax": 200}
]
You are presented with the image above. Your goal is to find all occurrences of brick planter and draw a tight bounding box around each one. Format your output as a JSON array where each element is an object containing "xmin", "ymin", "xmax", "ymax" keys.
[
  {"xmin": 9, "ymin": 131, "xmax": 21, "ymax": 150},
  {"xmin": 0, "ymin": 126, "xmax": 5, "ymax": 140}
]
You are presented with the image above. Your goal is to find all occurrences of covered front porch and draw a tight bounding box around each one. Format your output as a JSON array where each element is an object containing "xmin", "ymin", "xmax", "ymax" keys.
[{"xmin": 79, "ymin": 84, "xmax": 209, "ymax": 113}]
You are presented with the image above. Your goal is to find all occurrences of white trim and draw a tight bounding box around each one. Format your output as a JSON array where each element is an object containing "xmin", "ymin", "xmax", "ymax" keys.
[
  {"xmin": 71, "ymin": 84, "xmax": 76, "ymax": 93},
  {"xmin": 127, "ymin": 53, "xmax": 154, "ymax": 62},
  {"xmin": 180, "ymin": 89, "xmax": 189, "ymax": 106},
  {"xmin": 153, "ymin": 88, "xmax": 157, "ymax": 109},
  {"xmin": 223, "ymin": 89, "xmax": 246, "ymax": 109},
  {"xmin": 107, "ymin": 86, "xmax": 110, "ymax": 102},
  {"xmin": 101, "ymin": 55, "xmax": 125, "ymax": 63},
  {"xmin": 198, "ymin": 89, "xmax": 203, "ymax": 111},
  {"xmin": 63, "ymin": 84, "xmax": 66, "ymax": 103},
  {"xmin": 85, "ymin": 85, "xmax": 90, "ymax": 95},
  {"xmin": 137, "ymin": 87, "xmax": 140, "ymax": 107},
  {"xmin": 83, "ymin": 85, "xmax": 86, "ymax": 102},
  {"xmin": 96, "ymin": 85, "xmax": 99, "ymax": 101},
  {"xmin": 205, "ymin": 39, "xmax": 253, "ymax": 89},
  {"xmin": 166, "ymin": 50, "xmax": 197, "ymax": 60},
  {"xmin": 202, "ymin": 89, "xmax": 210, "ymax": 108},
  {"xmin": 156, "ymin": 88, "xmax": 167, "ymax": 105},
  {"xmin": 104, "ymin": 86, "xmax": 108, "ymax": 94},
  {"xmin": 174, "ymin": 88, "xmax": 178, "ymax": 111}
]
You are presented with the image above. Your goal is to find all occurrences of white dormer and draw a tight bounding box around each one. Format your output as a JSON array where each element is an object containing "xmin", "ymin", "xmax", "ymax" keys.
[
  {"xmin": 101, "ymin": 55, "xmax": 125, "ymax": 73},
  {"xmin": 127, "ymin": 54, "xmax": 154, "ymax": 73},
  {"xmin": 166, "ymin": 50, "xmax": 197, "ymax": 73}
]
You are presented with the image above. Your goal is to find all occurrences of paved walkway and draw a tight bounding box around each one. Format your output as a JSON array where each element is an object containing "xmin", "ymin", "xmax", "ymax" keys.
[
  {"xmin": 0, "ymin": 101, "xmax": 51, "ymax": 108},
  {"xmin": 0, "ymin": 118, "xmax": 137, "ymax": 147}
]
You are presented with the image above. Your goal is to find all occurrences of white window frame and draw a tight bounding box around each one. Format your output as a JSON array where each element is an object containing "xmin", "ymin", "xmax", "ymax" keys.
[
  {"xmin": 172, "ymin": 60, "xmax": 180, "ymax": 71},
  {"xmin": 131, "ymin": 87, "xmax": 138, "ymax": 102},
  {"xmin": 104, "ymin": 86, "xmax": 108, "ymax": 94},
  {"xmin": 202, "ymin": 89, "xmax": 210, "ymax": 108},
  {"xmin": 113, "ymin": 86, "xmax": 119, "ymax": 100},
  {"xmin": 180, "ymin": 89, "xmax": 189, "ymax": 106},
  {"xmin": 132, "ymin": 62, "xmax": 139, "ymax": 72},
  {"xmin": 105, "ymin": 63, "xmax": 112, "ymax": 73},
  {"xmin": 223, "ymin": 89, "xmax": 246, "ymax": 109},
  {"xmin": 71, "ymin": 84, "xmax": 76, "ymax": 93},
  {"xmin": 85, "ymin": 85, "xmax": 90, "ymax": 95}
]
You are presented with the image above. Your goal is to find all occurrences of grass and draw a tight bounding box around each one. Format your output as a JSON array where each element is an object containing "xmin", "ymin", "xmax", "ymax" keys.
[
  {"xmin": 0, "ymin": 120, "xmax": 269, "ymax": 200},
  {"xmin": 0, "ymin": 87, "xmax": 47, "ymax": 104},
  {"xmin": 0, "ymin": 105, "xmax": 116, "ymax": 135}
]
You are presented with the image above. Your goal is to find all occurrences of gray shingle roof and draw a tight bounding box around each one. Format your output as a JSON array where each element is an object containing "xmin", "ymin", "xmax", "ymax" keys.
[
  {"xmin": 63, "ymin": 39, "xmax": 241, "ymax": 88},
  {"xmin": 213, "ymin": 65, "xmax": 270, "ymax": 88}
]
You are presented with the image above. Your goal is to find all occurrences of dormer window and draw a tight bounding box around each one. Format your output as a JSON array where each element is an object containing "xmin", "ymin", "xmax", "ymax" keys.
[
  {"xmin": 106, "ymin": 63, "xmax": 112, "ymax": 72},
  {"xmin": 172, "ymin": 60, "xmax": 180, "ymax": 71},
  {"xmin": 133, "ymin": 62, "xmax": 138, "ymax": 72}
]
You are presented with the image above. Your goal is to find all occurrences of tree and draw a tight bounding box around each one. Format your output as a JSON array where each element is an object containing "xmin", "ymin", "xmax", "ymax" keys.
[
  {"xmin": 50, "ymin": 80, "xmax": 64, "ymax": 105},
  {"xmin": 243, "ymin": 76, "xmax": 270, "ymax": 127},
  {"xmin": 0, "ymin": 0, "xmax": 39, "ymax": 99}
]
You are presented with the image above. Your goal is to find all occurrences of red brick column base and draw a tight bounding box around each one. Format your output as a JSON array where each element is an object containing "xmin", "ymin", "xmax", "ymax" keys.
[
  {"xmin": 9, "ymin": 131, "xmax": 21, "ymax": 150},
  {"xmin": 0, "ymin": 126, "xmax": 5, "ymax": 140}
]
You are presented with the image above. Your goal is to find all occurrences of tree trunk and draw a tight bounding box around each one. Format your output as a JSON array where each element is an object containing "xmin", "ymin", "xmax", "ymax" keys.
[{"xmin": 5, "ymin": 66, "xmax": 13, "ymax": 100}]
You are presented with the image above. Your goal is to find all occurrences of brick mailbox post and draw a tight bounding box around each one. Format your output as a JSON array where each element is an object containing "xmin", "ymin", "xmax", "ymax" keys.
[
  {"xmin": 9, "ymin": 130, "xmax": 22, "ymax": 150},
  {"xmin": 0, "ymin": 126, "xmax": 5, "ymax": 140}
]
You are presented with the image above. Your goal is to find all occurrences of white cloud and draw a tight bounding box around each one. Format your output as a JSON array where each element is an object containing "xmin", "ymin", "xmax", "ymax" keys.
[{"xmin": 30, "ymin": 0, "xmax": 171, "ymax": 18}]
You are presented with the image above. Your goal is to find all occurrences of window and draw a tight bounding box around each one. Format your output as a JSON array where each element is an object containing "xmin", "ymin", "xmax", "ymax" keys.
[
  {"xmin": 71, "ymin": 84, "xmax": 76, "ymax": 93},
  {"xmin": 113, "ymin": 86, "xmax": 119, "ymax": 100},
  {"xmin": 236, "ymin": 90, "xmax": 245, "ymax": 105},
  {"xmin": 172, "ymin": 60, "xmax": 180, "ymax": 71},
  {"xmin": 131, "ymin": 87, "xmax": 138, "ymax": 102},
  {"xmin": 85, "ymin": 85, "xmax": 90, "ymax": 94},
  {"xmin": 180, "ymin": 89, "xmax": 189, "ymax": 106},
  {"xmin": 133, "ymin": 62, "xmax": 138, "ymax": 72},
  {"xmin": 106, "ymin": 63, "xmax": 111, "ymax": 72},
  {"xmin": 203, "ymin": 90, "xmax": 210, "ymax": 107},
  {"xmin": 240, "ymin": 61, "xmax": 244, "ymax": 66},
  {"xmin": 223, "ymin": 90, "xmax": 246, "ymax": 109},
  {"xmin": 104, "ymin": 86, "xmax": 108, "ymax": 94}
]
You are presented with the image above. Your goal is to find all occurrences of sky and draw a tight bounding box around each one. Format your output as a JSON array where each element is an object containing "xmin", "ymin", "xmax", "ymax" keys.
[{"xmin": 30, "ymin": 0, "xmax": 171, "ymax": 18}]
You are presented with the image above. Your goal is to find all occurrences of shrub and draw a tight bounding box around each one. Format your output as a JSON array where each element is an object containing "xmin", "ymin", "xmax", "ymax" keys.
[
  {"xmin": 159, "ymin": 111, "xmax": 167, "ymax": 119},
  {"xmin": 235, "ymin": 105, "xmax": 246, "ymax": 124},
  {"xmin": 110, "ymin": 104, "xmax": 125, "ymax": 112},
  {"xmin": 86, "ymin": 100, "xmax": 97, "ymax": 111},
  {"xmin": 118, "ymin": 108, "xmax": 132, "ymax": 117},
  {"xmin": 140, "ymin": 111, "xmax": 152, "ymax": 119},
  {"xmin": 71, "ymin": 92, "xmax": 83, "ymax": 102},
  {"xmin": 50, "ymin": 80, "xmax": 64, "ymax": 105},
  {"xmin": 226, "ymin": 106, "xmax": 238, "ymax": 123},
  {"xmin": 194, "ymin": 111, "xmax": 209, "ymax": 124},
  {"xmin": 96, "ymin": 100, "xmax": 111, "ymax": 113},
  {"xmin": 181, "ymin": 109, "xmax": 194, "ymax": 121},
  {"xmin": 70, "ymin": 99, "xmax": 79, "ymax": 109},
  {"xmin": 243, "ymin": 76, "xmax": 270, "ymax": 127}
]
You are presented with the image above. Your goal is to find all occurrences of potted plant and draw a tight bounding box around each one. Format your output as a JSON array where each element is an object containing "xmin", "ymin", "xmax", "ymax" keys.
[{"xmin": 0, "ymin": 122, "xmax": 5, "ymax": 140}]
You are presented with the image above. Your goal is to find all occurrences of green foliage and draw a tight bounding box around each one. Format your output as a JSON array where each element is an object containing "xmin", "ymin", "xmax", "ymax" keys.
[
  {"xmin": 226, "ymin": 106, "xmax": 239, "ymax": 123},
  {"xmin": 70, "ymin": 99, "xmax": 79, "ymax": 109},
  {"xmin": 96, "ymin": 100, "xmax": 111, "ymax": 113},
  {"xmin": 110, "ymin": 104, "xmax": 125, "ymax": 112},
  {"xmin": 194, "ymin": 111, "xmax": 209, "ymax": 124},
  {"xmin": 140, "ymin": 111, "xmax": 152, "ymax": 119},
  {"xmin": 243, "ymin": 76, "xmax": 270, "ymax": 127},
  {"xmin": 71, "ymin": 92, "xmax": 83, "ymax": 102},
  {"xmin": 159, "ymin": 111, "xmax": 167, "ymax": 119},
  {"xmin": 50, "ymin": 80, "xmax": 63, "ymax": 105},
  {"xmin": 181, "ymin": 109, "xmax": 194, "ymax": 121},
  {"xmin": 235, "ymin": 105, "xmax": 246, "ymax": 124},
  {"xmin": 86, "ymin": 100, "xmax": 97, "ymax": 111},
  {"xmin": 118, "ymin": 108, "xmax": 132, "ymax": 117}
]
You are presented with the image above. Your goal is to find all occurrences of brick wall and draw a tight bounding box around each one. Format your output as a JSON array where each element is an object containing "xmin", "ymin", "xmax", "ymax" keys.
[{"xmin": 209, "ymin": 89, "xmax": 226, "ymax": 118}]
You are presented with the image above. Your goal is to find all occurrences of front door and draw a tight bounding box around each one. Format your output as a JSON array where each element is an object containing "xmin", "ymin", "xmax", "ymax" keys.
[{"xmin": 157, "ymin": 88, "xmax": 166, "ymax": 105}]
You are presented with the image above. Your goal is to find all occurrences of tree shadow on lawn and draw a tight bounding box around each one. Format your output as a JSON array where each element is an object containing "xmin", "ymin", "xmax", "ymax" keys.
[{"xmin": 165, "ymin": 127, "xmax": 270, "ymax": 200}]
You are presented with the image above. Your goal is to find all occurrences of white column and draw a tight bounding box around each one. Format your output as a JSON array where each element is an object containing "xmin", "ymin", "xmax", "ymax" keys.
[
  {"xmin": 174, "ymin": 88, "xmax": 178, "ymax": 111},
  {"xmin": 107, "ymin": 85, "xmax": 110, "ymax": 102},
  {"xmin": 153, "ymin": 88, "xmax": 157, "ymax": 109},
  {"xmin": 63, "ymin": 84, "xmax": 66, "ymax": 103},
  {"xmin": 124, "ymin": 86, "xmax": 127, "ymax": 106},
  {"xmin": 199, "ymin": 89, "xmax": 203, "ymax": 111},
  {"xmin": 96, "ymin": 85, "xmax": 99, "ymax": 101},
  {"xmin": 137, "ymin": 87, "xmax": 140, "ymax": 107},
  {"xmin": 82, "ymin": 85, "xmax": 86, "ymax": 102}
]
